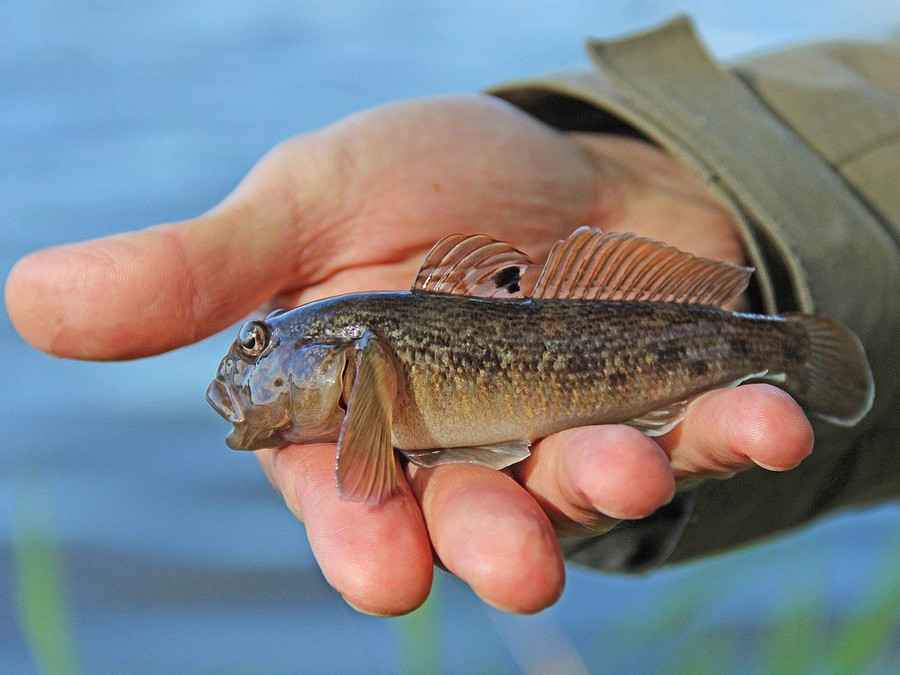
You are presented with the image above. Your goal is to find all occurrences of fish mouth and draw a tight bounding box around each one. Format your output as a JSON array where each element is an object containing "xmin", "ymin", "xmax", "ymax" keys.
[
  {"xmin": 225, "ymin": 425, "xmax": 282, "ymax": 451},
  {"xmin": 206, "ymin": 379, "xmax": 245, "ymax": 424},
  {"xmin": 207, "ymin": 378, "xmax": 288, "ymax": 451}
]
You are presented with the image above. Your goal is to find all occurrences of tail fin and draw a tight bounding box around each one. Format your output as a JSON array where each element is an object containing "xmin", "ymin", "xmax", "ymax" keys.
[{"xmin": 784, "ymin": 314, "xmax": 874, "ymax": 426}]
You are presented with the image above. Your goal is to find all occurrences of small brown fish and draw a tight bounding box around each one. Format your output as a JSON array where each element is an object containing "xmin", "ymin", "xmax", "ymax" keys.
[{"xmin": 207, "ymin": 227, "xmax": 874, "ymax": 505}]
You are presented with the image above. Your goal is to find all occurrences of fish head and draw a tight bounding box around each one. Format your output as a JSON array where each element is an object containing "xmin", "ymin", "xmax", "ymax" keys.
[{"xmin": 207, "ymin": 313, "xmax": 348, "ymax": 450}]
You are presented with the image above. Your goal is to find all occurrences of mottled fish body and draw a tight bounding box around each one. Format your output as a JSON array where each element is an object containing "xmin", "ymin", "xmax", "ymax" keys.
[
  {"xmin": 207, "ymin": 228, "xmax": 874, "ymax": 505},
  {"xmin": 272, "ymin": 293, "xmax": 802, "ymax": 448}
]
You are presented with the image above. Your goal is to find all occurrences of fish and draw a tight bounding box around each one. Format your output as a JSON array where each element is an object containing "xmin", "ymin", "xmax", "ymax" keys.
[{"xmin": 206, "ymin": 227, "xmax": 874, "ymax": 505}]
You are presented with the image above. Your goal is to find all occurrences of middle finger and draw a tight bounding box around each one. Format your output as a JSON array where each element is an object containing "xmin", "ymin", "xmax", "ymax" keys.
[{"xmin": 406, "ymin": 463, "xmax": 564, "ymax": 614}]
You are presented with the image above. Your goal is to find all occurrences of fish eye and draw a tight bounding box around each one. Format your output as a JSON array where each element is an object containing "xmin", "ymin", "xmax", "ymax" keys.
[{"xmin": 237, "ymin": 321, "xmax": 271, "ymax": 359}]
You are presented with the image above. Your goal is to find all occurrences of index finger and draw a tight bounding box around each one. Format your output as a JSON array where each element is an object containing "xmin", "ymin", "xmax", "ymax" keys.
[{"xmin": 258, "ymin": 444, "xmax": 434, "ymax": 616}]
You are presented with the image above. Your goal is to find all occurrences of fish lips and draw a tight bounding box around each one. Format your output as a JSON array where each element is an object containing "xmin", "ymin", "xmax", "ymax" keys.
[
  {"xmin": 225, "ymin": 424, "xmax": 282, "ymax": 451},
  {"xmin": 207, "ymin": 379, "xmax": 288, "ymax": 450},
  {"xmin": 206, "ymin": 378, "xmax": 245, "ymax": 424}
]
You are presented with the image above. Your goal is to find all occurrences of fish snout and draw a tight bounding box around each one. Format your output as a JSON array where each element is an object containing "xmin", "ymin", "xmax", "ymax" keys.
[{"xmin": 206, "ymin": 378, "xmax": 245, "ymax": 424}]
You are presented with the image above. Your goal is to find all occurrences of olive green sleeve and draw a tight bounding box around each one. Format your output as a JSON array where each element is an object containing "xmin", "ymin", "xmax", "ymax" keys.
[{"xmin": 489, "ymin": 16, "xmax": 900, "ymax": 571}]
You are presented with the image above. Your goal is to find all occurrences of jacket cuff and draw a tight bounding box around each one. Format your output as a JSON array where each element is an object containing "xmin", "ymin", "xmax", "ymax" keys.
[{"xmin": 490, "ymin": 17, "xmax": 900, "ymax": 372}]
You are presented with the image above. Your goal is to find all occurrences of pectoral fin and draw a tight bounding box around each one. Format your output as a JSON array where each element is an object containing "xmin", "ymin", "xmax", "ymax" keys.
[
  {"xmin": 402, "ymin": 439, "xmax": 531, "ymax": 469},
  {"xmin": 335, "ymin": 332, "xmax": 399, "ymax": 505}
]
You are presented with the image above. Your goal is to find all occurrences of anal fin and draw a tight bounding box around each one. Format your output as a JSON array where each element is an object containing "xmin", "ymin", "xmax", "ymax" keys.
[
  {"xmin": 402, "ymin": 439, "xmax": 531, "ymax": 470},
  {"xmin": 626, "ymin": 400, "xmax": 692, "ymax": 437},
  {"xmin": 626, "ymin": 370, "xmax": 779, "ymax": 437}
]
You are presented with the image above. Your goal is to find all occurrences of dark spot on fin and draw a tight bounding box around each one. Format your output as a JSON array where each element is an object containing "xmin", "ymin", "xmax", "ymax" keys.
[
  {"xmin": 492, "ymin": 266, "xmax": 522, "ymax": 294},
  {"xmin": 411, "ymin": 233, "xmax": 537, "ymax": 298}
]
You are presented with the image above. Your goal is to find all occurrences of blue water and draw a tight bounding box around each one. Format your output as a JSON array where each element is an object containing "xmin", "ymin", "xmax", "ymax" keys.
[{"xmin": 3, "ymin": 1, "xmax": 899, "ymax": 672}]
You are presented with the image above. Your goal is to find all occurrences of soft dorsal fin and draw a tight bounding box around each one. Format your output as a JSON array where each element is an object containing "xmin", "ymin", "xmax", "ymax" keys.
[
  {"xmin": 531, "ymin": 227, "xmax": 753, "ymax": 307},
  {"xmin": 412, "ymin": 233, "xmax": 538, "ymax": 298}
]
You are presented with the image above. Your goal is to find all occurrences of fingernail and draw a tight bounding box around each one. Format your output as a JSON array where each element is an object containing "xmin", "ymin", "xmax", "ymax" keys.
[{"xmin": 342, "ymin": 596, "xmax": 404, "ymax": 618}]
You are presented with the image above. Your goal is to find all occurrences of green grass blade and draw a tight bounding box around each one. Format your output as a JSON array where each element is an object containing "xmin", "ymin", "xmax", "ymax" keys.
[
  {"xmin": 762, "ymin": 568, "xmax": 825, "ymax": 674},
  {"xmin": 13, "ymin": 477, "xmax": 83, "ymax": 675},
  {"xmin": 830, "ymin": 530, "xmax": 900, "ymax": 672},
  {"xmin": 671, "ymin": 628, "xmax": 742, "ymax": 675},
  {"xmin": 395, "ymin": 571, "xmax": 442, "ymax": 675}
]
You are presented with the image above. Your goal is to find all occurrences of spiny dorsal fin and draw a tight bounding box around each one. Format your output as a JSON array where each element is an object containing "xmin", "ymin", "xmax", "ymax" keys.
[
  {"xmin": 413, "ymin": 233, "xmax": 538, "ymax": 298},
  {"xmin": 531, "ymin": 227, "xmax": 753, "ymax": 307}
]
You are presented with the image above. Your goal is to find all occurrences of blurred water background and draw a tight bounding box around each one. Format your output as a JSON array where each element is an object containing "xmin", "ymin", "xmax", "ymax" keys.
[{"xmin": 3, "ymin": 1, "xmax": 900, "ymax": 672}]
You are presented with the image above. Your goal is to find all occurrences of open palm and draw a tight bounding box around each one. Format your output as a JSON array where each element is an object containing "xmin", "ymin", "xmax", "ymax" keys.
[{"xmin": 5, "ymin": 95, "xmax": 813, "ymax": 615}]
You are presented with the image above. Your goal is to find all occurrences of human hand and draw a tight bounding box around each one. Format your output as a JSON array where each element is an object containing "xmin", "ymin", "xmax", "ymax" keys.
[{"xmin": 5, "ymin": 95, "xmax": 813, "ymax": 615}]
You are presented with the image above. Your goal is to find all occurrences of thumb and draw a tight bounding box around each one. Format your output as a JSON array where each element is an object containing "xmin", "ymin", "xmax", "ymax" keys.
[{"xmin": 4, "ymin": 143, "xmax": 327, "ymax": 360}]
